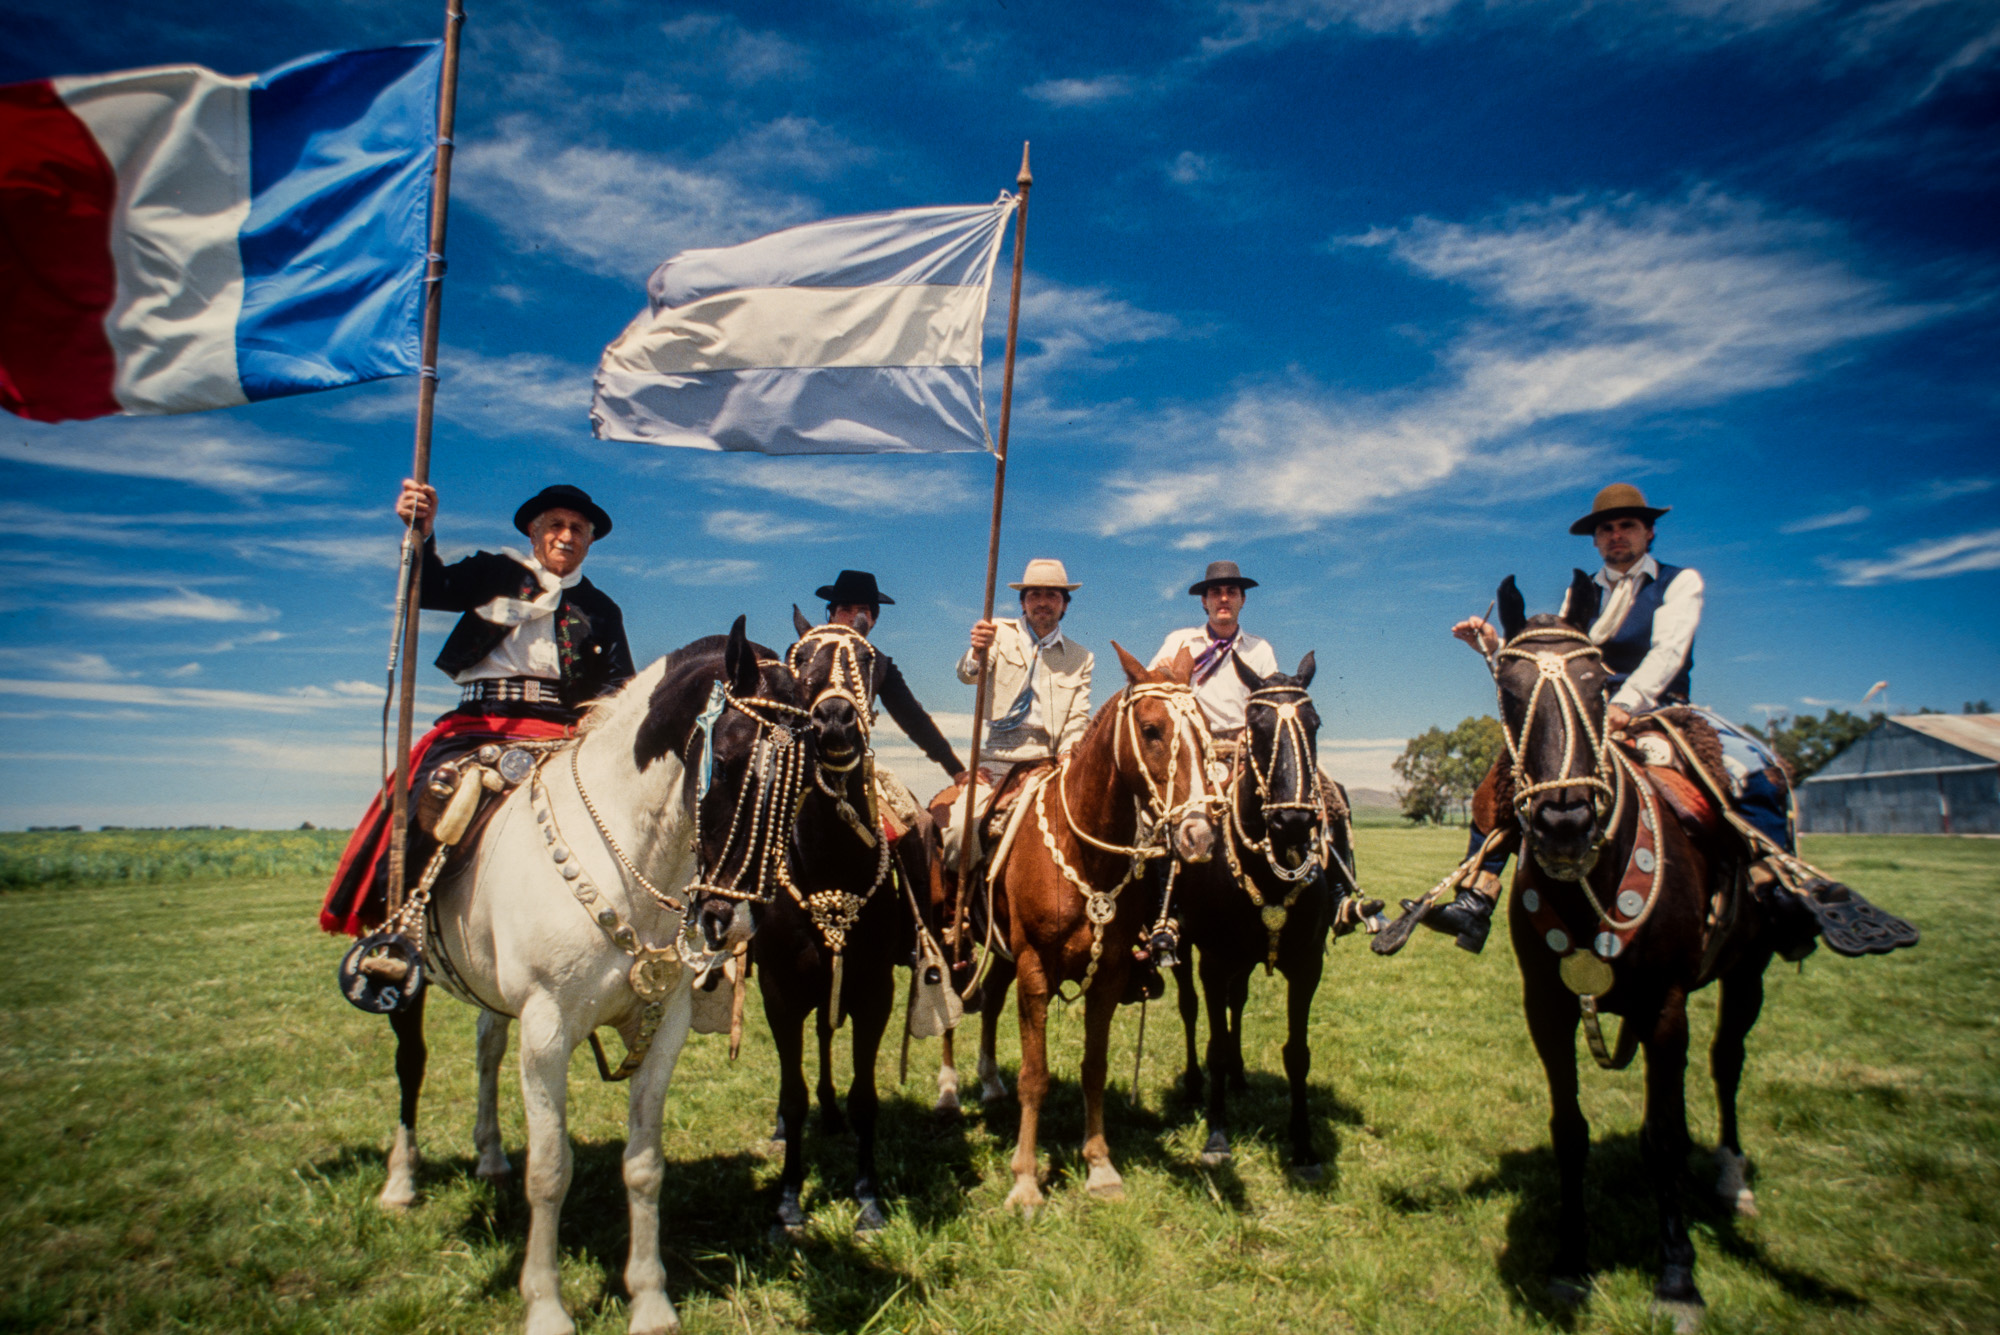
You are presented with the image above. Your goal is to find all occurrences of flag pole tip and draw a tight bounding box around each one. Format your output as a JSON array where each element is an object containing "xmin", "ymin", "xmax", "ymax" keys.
[{"xmin": 1017, "ymin": 141, "xmax": 1032, "ymax": 188}]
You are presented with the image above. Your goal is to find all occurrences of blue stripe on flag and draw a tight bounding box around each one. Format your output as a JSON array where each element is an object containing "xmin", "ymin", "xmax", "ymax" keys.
[
  {"xmin": 236, "ymin": 43, "xmax": 439, "ymax": 403},
  {"xmin": 591, "ymin": 365, "xmax": 990, "ymax": 455},
  {"xmin": 650, "ymin": 203, "xmax": 1011, "ymax": 307}
]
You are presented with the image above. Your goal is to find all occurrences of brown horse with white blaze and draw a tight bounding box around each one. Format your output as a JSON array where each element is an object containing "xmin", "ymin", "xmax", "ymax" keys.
[{"xmin": 991, "ymin": 643, "xmax": 1217, "ymax": 1212}]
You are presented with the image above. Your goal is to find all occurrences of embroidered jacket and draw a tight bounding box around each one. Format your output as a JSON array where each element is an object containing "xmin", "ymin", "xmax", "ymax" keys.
[{"xmin": 420, "ymin": 539, "xmax": 636, "ymax": 711}]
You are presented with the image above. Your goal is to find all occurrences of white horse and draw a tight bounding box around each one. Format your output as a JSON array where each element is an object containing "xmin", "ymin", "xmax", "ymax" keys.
[{"xmin": 374, "ymin": 620, "xmax": 803, "ymax": 1335}]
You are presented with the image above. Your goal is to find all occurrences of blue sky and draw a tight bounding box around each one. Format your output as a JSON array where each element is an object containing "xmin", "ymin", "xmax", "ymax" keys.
[{"xmin": 4, "ymin": 0, "xmax": 1996, "ymax": 827}]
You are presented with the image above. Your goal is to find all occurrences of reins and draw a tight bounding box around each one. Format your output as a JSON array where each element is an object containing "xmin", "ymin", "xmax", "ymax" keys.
[
  {"xmin": 1218, "ymin": 684, "xmax": 1338, "ymax": 972},
  {"xmin": 682, "ymin": 682, "xmax": 813, "ymax": 911}
]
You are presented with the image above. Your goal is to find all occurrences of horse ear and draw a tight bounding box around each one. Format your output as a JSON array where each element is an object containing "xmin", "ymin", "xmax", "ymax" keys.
[
  {"xmin": 1112, "ymin": 640, "xmax": 1151, "ymax": 684},
  {"xmin": 725, "ymin": 615, "xmax": 759, "ymax": 698},
  {"xmin": 1168, "ymin": 645, "xmax": 1195, "ymax": 685},
  {"xmin": 1294, "ymin": 650, "xmax": 1316, "ymax": 689},
  {"xmin": 1563, "ymin": 569, "xmax": 1597, "ymax": 633},
  {"xmin": 791, "ymin": 603, "xmax": 813, "ymax": 640},
  {"xmin": 1232, "ymin": 652, "xmax": 1264, "ymax": 691},
  {"xmin": 1496, "ymin": 576, "xmax": 1526, "ymax": 642}
]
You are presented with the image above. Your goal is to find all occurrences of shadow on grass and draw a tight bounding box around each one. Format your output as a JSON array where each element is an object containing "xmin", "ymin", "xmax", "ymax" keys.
[{"xmin": 1449, "ymin": 1131, "xmax": 1867, "ymax": 1327}]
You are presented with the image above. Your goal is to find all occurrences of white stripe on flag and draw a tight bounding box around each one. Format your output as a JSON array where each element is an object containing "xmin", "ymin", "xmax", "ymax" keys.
[
  {"xmin": 600, "ymin": 284, "xmax": 989, "ymax": 375},
  {"xmin": 56, "ymin": 66, "xmax": 253, "ymax": 414}
]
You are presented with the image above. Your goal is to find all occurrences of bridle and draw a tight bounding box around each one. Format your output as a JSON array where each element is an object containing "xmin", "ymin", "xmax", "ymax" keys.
[
  {"xmin": 1495, "ymin": 625, "xmax": 1617, "ymax": 846},
  {"xmin": 1228, "ymin": 685, "xmax": 1325, "ymax": 884},
  {"xmin": 785, "ymin": 624, "xmax": 877, "ymax": 773},
  {"xmin": 682, "ymin": 677, "xmax": 813, "ymax": 911}
]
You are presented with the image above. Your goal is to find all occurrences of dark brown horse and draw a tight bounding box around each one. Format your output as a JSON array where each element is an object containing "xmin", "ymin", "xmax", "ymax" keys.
[
  {"xmin": 1493, "ymin": 572, "xmax": 1783, "ymax": 1330},
  {"xmin": 990, "ymin": 644, "xmax": 1218, "ymax": 1212},
  {"xmin": 1170, "ymin": 651, "xmax": 1368, "ymax": 1179},
  {"xmin": 747, "ymin": 616, "xmax": 929, "ymax": 1235}
]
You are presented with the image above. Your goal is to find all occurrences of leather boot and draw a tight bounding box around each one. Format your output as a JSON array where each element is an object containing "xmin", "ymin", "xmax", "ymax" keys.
[
  {"xmin": 1752, "ymin": 860, "xmax": 1821, "ymax": 962},
  {"xmin": 1420, "ymin": 872, "xmax": 1499, "ymax": 954}
]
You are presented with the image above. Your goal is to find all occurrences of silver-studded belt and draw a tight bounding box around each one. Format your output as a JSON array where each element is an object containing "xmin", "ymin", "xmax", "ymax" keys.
[{"xmin": 461, "ymin": 677, "xmax": 559, "ymax": 705}]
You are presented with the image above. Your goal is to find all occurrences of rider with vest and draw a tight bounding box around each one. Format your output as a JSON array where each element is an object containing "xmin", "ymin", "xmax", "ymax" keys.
[
  {"xmin": 320, "ymin": 482, "xmax": 636, "ymax": 936},
  {"xmin": 1420, "ymin": 483, "xmax": 1813, "ymax": 955}
]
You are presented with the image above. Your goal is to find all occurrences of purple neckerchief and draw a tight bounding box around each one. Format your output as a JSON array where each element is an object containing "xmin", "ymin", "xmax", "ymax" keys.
[{"xmin": 1190, "ymin": 630, "xmax": 1238, "ymax": 685}]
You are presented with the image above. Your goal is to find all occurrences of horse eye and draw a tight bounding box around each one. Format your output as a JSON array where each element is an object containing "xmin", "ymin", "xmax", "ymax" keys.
[{"xmin": 1141, "ymin": 724, "xmax": 1163, "ymax": 742}]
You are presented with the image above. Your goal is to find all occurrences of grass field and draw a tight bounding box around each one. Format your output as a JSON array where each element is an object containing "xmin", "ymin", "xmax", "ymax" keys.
[{"xmin": 1, "ymin": 829, "xmax": 1994, "ymax": 1334}]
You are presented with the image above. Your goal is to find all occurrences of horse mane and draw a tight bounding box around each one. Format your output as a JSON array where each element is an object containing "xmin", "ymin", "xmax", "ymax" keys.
[{"xmin": 627, "ymin": 634, "xmax": 777, "ymax": 772}]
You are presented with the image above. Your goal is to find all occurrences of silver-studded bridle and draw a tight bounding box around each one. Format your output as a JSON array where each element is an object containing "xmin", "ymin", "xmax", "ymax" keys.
[
  {"xmin": 682, "ymin": 678, "xmax": 813, "ymax": 909},
  {"xmin": 1494, "ymin": 625, "xmax": 1617, "ymax": 848}
]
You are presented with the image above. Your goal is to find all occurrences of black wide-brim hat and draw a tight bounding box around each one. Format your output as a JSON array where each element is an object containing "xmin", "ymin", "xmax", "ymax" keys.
[
  {"xmin": 1188, "ymin": 559, "xmax": 1259, "ymax": 596},
  {"xmin": 514, "ymin": 485, "xmax": 613, "ymax": 539},
  {"xmin": 815, "ymin": 569, "xmax": 894, "ymax": 607},
  {"xmin": 1569, "ymin": 482, "xmax": 1669, "ymax": 536}
]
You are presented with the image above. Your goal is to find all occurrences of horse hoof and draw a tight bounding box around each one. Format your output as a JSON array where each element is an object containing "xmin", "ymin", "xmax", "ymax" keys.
[
  {"xmin": 524, "ymin": 1299, "xmax": 577, "ymax": 1335},
  {"xmin": 1085, "ymin": 1163, "xmax": 1125, "ymax": 1200},
  {"xmin": 376, "ymin": 1185, "xmax": 416, "ymax": 1212},
  {"xmin": 1652, "ymin": 1298, "xmax": 1705, "ymax": 1334},
  {"xmin": 980, "ymin": 1081, "xmax": 1009, "ymax": 1106},
  {"xmin": 1713, "ymin": 1148, "xmax": 1757, "ymax": 1217},
  {"xmin": 1546, "ymin": 1273, "xmax": 1592, "ymax": 1307},
  {"xmin": 1004, "ymin": 1180, "xmax": 1044, "ymax": 1216},
  {"xmin": 1289, "ymin": 1162, "xmax": 1324, "ymax": 1184},
  {"xmin": 934, "ymin": 1088, "xmax": 961, "ymax": 1116},
  {"xmin": 626, "ymin": 1290, "xmax": 680, "ymax": 1335},
  {"xmin": 855, "ymin": 1198, "xmax": 888, "ymax": 1234},
  {"xmin": 1200, "ymin": 1131, "xmax": 1231, "ymax": 1168}
]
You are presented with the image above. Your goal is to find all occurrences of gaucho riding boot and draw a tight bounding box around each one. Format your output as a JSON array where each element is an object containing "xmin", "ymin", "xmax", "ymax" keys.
[
  {"xmin": 1420, "ymin": 870, "xmax": 1501, "ymax": 953},
  {"xmin": 1751, "ymin": 860, "xmax": 1821, "ymax": 963}
]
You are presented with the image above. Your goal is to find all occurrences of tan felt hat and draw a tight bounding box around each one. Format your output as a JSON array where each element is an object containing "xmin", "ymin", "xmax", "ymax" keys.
[
  {"xmin": 1570, "ymin": 483, "xmax": 1670, "ymax": 535},
  {"xmin": 1008, "ymin": 557, "xmax": 1081, "ymax": 591}
]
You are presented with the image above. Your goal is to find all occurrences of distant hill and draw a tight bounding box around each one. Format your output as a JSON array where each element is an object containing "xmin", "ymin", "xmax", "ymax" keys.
[{"xmin": 1344, "ymin": 787, "xmax": 1399, "ymax": 812}]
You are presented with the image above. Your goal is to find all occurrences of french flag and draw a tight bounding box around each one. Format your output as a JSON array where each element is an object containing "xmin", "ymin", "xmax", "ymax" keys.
[{"xmin": 0, "ymin": 43, "xmax": 441, "ymax": 423}]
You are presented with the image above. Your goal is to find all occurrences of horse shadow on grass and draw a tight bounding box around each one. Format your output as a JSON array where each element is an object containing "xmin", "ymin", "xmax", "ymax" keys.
[{"xmin": 1420, "ymin": 1131, "xmax": 1866, "ymax": 1328}]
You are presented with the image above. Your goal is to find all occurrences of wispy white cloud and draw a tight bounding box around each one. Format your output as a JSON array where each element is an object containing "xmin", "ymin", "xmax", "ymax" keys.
[
  {"xmin": 659, "ymin": 12, "xmax": 812, "ymax": 84},
  {"xmin": 1025, "ymin": 74, "xmax": 1138, "ymax": 105},
  {"xmin": 1781, "ymin": 505, "xmax": 1871, "ymax": 533},
  {"xmin": 702, "ymin": 509, "xmax": 841, "ymax": 543},
  {"xmin": 695, "ymin": 457, "xmax": 979, "ymax": 515},
  {"xmin": 455, "ymin": 117, "xmax": 815, "ymax": 280},
  {"xmin": 1826, "ymin": 526, "xmax": 2000, "ymax": 585},
  {"xmin": 0, "ymin": 650, "xmax": 126, "ymax": 682},
  {"xmin": 84, "ymin": 590, "xmax": 278, "ymax": 623},
  {"xmin": 0, "ymin": 677, "xmax": 378, "ymax": 715},
  {"xmin": 1098, "ymin": 189, "xmax": 1938, "ymax": 534},
  {"xmin": 320, "ymin": 346, "xmax": 592, "ymax": 441},
  {"xmin": 0, "ymin": 417, "xmax": 333, "ymax": 495}
]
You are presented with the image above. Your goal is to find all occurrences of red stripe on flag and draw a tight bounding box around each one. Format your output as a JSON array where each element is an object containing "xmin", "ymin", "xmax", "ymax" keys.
[{"xmin": 0, "ymin": 80, "xmax": 121, "ymax": 422}]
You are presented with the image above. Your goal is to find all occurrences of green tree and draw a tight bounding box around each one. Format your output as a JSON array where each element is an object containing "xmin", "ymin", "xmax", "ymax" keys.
[
  {"xmin": 1765, "ymin": 708, "xmax": 1885, "ymax": 781},
  {"xmin": 1394, "ymin": 715, "xmax": 1506, "ymax": 825}
]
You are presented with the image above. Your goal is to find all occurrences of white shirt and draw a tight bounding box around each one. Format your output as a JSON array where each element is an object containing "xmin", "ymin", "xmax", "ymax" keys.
[
  {"xmin": 454, "ymin": 551, "xmax": 583, "ymax": 684},
  {"xmin": 1149, "ymin": 626, "xmax": 1279, "ymax": 735},
  {"xmin": 1561, "ymin": 554, "xmax": 1704, "ymax": 713}
]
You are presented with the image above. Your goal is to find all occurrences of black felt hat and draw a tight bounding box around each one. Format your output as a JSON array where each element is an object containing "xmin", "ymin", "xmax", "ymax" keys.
[
  {"xmin": 514, "ymin": 485, "xmax": 613, "ymax": 539},
  {"xmin": 1188, "ymin": 560, "xmax": 1259, "ymax": 596},
  {"xmin": 814, "ymin": 569, "xmax": 894, "ymax": 607}
]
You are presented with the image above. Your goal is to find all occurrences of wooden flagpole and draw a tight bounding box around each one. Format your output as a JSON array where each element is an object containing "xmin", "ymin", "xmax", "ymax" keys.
[
  {"xmin": 385, "ymin": 0, "xmax": 467, "ymax": 914},
  {"xmin": 952, "ymin": 143, "xmax": 1032, "ymax": 962}
]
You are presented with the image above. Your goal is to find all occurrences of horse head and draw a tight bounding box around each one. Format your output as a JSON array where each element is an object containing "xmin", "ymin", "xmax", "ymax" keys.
[
  {"xmin": 686, "ymin": 616, "xmax": 811, "ymax": 954},
  {"xmin": 788, "ymin": 604, "xmax": 880, "ymax": 787},
  {"xmin": 1111, "ymin": 642, "xmax": 1217, "ymax": 864},
  {"xmin": 1493, "ymin": 571, "xmax": 1614, "ymax": 881},
  {"xmin": 1233, "ymin": 650, "xmax": 1322, "ymax": 871}
]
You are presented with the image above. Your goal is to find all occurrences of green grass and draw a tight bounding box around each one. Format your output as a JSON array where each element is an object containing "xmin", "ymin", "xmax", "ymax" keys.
[
  {"xmin": 0, "ymin": 827, "xmax": 352, "ymax": 891},
  {"xmin": 0, "ymin": 830, "xmax": 1994, "ymax": 1333}
]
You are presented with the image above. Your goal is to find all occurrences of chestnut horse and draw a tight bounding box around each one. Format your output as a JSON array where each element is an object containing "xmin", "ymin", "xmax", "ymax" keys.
[
  {"xmin": 748, "ymin": 617, "xmax": 929, "ymax": 1235},
  {"xmin": 989, "ymin": 643, "xmax": 1217, "ymax": 1212},
  {"xmin": 1170, "ymin": 651, "xmax": 1367, "ymax": 1179},
  {"xmin": 1493, "ymin": 572, "xmax": 1785, "ymax": 1330}
]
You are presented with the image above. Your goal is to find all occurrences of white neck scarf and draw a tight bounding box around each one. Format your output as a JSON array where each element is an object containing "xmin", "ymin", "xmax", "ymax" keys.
[
  {"xmin": 475, "ymin": 550, "xmax": 582, "ymax": 627},
  {"xmin": 1588, "ymin": 563, "xmax": 1647, "ymax": 645}
]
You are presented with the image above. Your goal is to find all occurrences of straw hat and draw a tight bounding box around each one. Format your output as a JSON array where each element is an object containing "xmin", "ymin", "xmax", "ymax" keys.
[
  {"xmin": 1008, "ymin": 558, "xmax": 1081, "ymax": 592},
  {"xmin": 1569, "ymin": 483, "xmax": 1670, "ymax": 536}
]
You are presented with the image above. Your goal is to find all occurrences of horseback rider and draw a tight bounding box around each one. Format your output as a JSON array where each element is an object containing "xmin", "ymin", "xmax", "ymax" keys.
[
  {"xmin": 938, "ymin": 558, "xmax": 1095, "ymax": 864},
  {"xmin": 320, "ymin": 481, "xmax": 636, "ymax": 936},
  {"xmin": 1418, "ymin": 482, "xmax": 1818, "ymax": 956},
  {"xmin": 1149, "ymin": 560, "xmax": 1280, "ymax": 746}
]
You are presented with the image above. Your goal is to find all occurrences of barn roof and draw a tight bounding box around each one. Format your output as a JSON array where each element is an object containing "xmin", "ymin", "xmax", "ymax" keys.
[{"xmin": 1892, "ymin": 713, "xmax": 2000, "ymax": 763}]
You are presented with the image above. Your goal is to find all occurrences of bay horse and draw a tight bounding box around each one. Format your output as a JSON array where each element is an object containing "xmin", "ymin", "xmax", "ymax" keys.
[
  {"xmin": 747, "ymin": 615, "xmax": 931, "ymax": 1235},
  {"xmin": 1492, "ymin": 572, "xmax": 1784, "ymax": 1330},
  {"xmin": 991, "ymin": 643, "xmax": 1217, "ymax": 1212},
  {"xmin": 1170, "ymin": 651, "xmax": 1366, "ymax": 1178},
  {"xmin": 375, "ymin": 619, "xmax": 808, "ymax": 1335}
]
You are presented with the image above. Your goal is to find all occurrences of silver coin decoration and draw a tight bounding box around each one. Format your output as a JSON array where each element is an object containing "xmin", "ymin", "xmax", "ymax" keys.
[
  {"xmin": 1635, "ymin": 847, "xmax": 1655, "ymax": 873},
  {"xmin": 1522, "ymin": 889, "xmax": 1541, "ymax": 913},
  {"xmin": 1545, "ymin": 928, "xmax": 1570, "ymax": 953},
  {"xmin": 499, "ymin": 747, "xmax": 536, "ymax": 784},
  {"xmin": 1596, "ymin": 931, "xmax": 1621, "ymax": 958},
  {"xmin": 1617, "ymin": 889, "xmax": 1645, "ymax": 917}
]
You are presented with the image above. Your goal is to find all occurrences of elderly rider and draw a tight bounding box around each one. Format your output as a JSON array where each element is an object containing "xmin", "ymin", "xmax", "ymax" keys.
[
  {"xmin": 1420, "ymin": 482, "xmax": 1818, "ymax": 957},
  {"xmin": 1149, "ymin": 560, "xmax": 1280, "ymax": 747},
  {"xmin": 320, "ymin": 481, "xmax": 636, "ymax": 936},
  {"xmin": 938, "ymin": 558, "xmax": 1095, "ymax": 862}
]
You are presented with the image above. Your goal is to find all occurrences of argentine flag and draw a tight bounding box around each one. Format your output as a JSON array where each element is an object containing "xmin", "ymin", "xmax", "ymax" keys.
[
  {"xmin": 592, "ymin": 200, "xmax": 1016, "ymax": 454},
  {"xmin": 0, "ymin": 44, "xmax": 440, "ymax": 423}
]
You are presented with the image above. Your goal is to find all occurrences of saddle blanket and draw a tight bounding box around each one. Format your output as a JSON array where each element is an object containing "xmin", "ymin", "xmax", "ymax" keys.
[{"xmin": 319, "ymin": 713, "xmax": 572, "ymax": 937}]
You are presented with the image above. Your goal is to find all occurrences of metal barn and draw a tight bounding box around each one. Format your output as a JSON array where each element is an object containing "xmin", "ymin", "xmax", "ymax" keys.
[{"xmin": 1798, "ymin": 714, "xmax": 2000, "ymax": 835}]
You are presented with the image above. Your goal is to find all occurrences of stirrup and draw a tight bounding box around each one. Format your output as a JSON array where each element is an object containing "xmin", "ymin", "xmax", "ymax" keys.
[{"xmin": 1807, "ymin": 885, "xmax": 1919, "ymax": 957}]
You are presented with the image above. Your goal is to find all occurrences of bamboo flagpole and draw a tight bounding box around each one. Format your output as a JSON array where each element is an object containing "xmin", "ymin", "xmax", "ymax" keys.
[
  {"xmin": 384, "ymin": 0, "xmax": 467, "ymax": 914},
  {"xmin": 951, "ymin": 143, "xmax": 1032, "ymax": 973}
]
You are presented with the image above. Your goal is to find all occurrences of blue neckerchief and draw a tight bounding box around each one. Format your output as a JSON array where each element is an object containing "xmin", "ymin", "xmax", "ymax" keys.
[{"xmin": 989, "ymin": 632, "xmax": 1047, "ymax": 735}]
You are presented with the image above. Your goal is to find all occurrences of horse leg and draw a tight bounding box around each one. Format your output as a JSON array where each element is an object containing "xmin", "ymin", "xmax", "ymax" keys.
[
  {"xmin": 846, "ymin": 959, "xmax": 896, "ymax": 1233},
  {"xmin": 1711, "ymin": 958, "xmax": 1767, "ymax": 1218},
  {"xmin": 516, "ymin": 997, "xmax": 579, "ymax": 1335},
  {"xmin": 1005, "ymin": 950, "xmax": 1053, "ymax": 1213},
  {"xmin": 1525, "ymin": 984, "xmax": 1591, "ymax": 1293},
  {"xmin": 978, "ymin": 955, "xmax": 1016, "ymax": 1105},
  {"xmin": 1283, "ymin": 948, "xmax": 1326, "ymax": 1179},
  {"xmin": 1226, "ymin": 970, "xmax": 1251, "ymax": 1093},
  {"xmin": 769, "ymin": 992, "xmax": 811, "ymax": 1235},
  {"xmin": 814, "ymin": 1007, "xmax": 847, "ymax": 1134},
  {"xmin": 935, "ymin": 1028, "xmax": 961, "ymax": 1114},
  {"xmin": 1198, "ymin": 953, "xmax": 1234, "ymax": 1166},
  {"xmin": 1079, "ymin": 971, "xmax": 1125, "ymax": 1200},
  {"xmin": 474, "ymin": 1008, "xmax": 514, "ymax": 1181},
  {"xmin": 1646, "ymin": 990, "xmax": 1704, "ymax": 1330},
  {"xmin": 621, "ymin": 999, "xmax": 691, "ymax": 1335},
  {"xmin": 379, "ymin": 986, "xmax": 427, "ymax": 1210},
  {"xmin": 1174, "ymin": 956, "xmax": 1202, "ymax": 1101}
]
